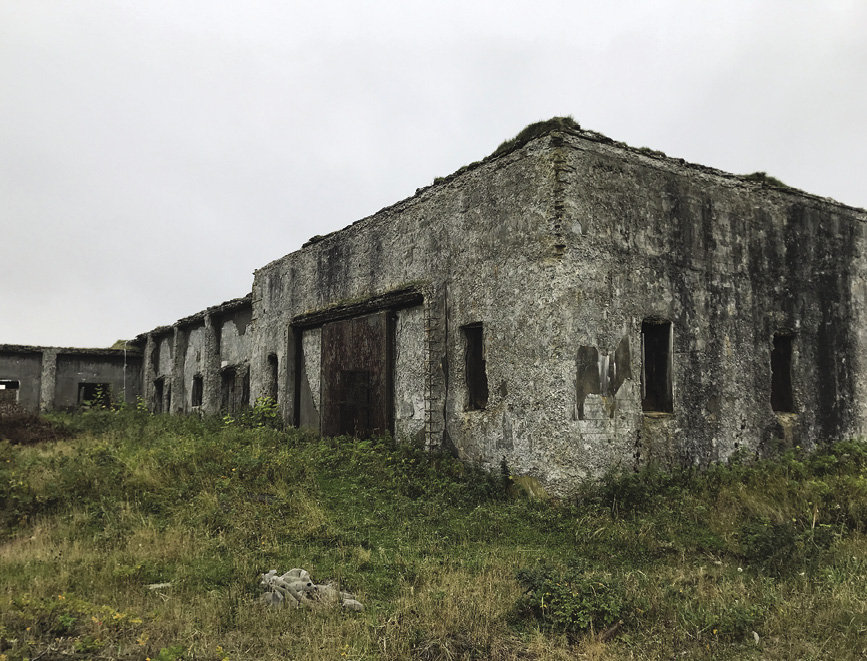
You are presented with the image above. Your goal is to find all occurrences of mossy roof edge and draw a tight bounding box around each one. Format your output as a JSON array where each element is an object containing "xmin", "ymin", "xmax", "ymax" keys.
[{"xmin": 256, "ymin": 115, "xmax": 865, "ymax": 272}]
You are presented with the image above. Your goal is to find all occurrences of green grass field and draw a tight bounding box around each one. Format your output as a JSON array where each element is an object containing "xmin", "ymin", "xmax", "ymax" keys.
[{"xmin": 1, "ymin": 409, "xmax": 865, "ymax": 660}]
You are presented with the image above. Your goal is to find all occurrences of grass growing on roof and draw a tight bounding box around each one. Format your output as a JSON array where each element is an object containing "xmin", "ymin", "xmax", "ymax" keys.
[
  {"xmin": 1, "ymin": 409, "xmax": 866, "ymax": 659},
  {"xmin": 490, "ymin": 116, "xmax": 581, "ymax": 159}
]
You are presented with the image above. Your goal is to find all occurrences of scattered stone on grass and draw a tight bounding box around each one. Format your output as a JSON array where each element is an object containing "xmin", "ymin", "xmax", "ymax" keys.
[{"xmin": 260, "ymin": 568, "xmax": 363, "ymax": 612}]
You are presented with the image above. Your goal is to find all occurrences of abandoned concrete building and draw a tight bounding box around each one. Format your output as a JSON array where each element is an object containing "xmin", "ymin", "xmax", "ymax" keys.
[
  {"xmin": 0, "ymin": 344, "xmax": 142, "ymax": 411},
  {"xmin": 3, "ymin": 117, "xmax": 866, "ymax": 494}
]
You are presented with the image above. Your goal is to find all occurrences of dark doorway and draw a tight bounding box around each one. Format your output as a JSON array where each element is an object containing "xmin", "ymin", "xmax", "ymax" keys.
[
  {"xmin": 241, "ymin": 367, "xmax": 250, "ymax": 409},
  {"xmin": 267, "ymin": 354, "xmax": 279, "ymax": 402},
  {"xmin": 78, "ymin": 383, "xmax": 111, "ymax": 408},
  {"xmin": 153, "ymin": 378, "xmax": 164, "ymax": 413},
  {"xmin": 463, "ymin": 323, "xmax": 489, "ymax": 410},
  {"xmin": 771, "ymin": 334, "xmax": 795, "ymax": 412},
  {"xmin": 221, "ymin": 368, "xmax": 236, "ymax": 413},
  {"xmin": 191, "ymin": 375, "xmax": 203, "ymax": 408},
  {"xmin": 320, "ymin": 311, "xmax": 392, "ymax": 437},
  {"xmin": 641, "ymin": 319, "xmax": 673, "ymax": 413}
]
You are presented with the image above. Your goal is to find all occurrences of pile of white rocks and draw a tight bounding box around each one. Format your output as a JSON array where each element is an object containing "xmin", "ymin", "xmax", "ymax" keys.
[{"xmin": 259, "ymin": 568, "xmax": 364, "ymax": 612}]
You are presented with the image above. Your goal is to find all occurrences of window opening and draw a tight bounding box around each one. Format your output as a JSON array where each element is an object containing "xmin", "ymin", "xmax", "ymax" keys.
[
  {"xmin": 771, "ymin": 334, "xmax": 795, "ymax": 412},
  {"xmin": 220, "ymin": 368, "xmax": 236, "ymax": 413},
  {"xmin": 241, "ymin": 367, "xmax": 250, "ymax": 409},
  {"xmin": 463, "ymin": 323, "xmax": 489, "ymax": 410},
  {"xmin": 78, "ymin": 383, "xmax": 111, "ymax": 408},
  {"xmin": 268, "ymin": 354, "xmax": 279, "ymax": 402},
  {"xmin": 191, "ymin": 375, "xmax": 204, "ymax": 408},
  {"xmin": 0, "ymin": 380, "xmax": 20, "ymax": 404},
  {"xmin": 153, "ymin": 378, "xmax": 164, "ymax": 414},
  {"xmin": 641, "ymin": 320, "xmax": 673, "ymax": 413}
]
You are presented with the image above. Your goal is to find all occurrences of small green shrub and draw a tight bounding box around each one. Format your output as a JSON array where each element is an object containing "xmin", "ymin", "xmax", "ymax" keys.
[
  {"xmin": 738, "ymin": 517, "xmax": 839, "ymax": 575},
  {"xmin": 584, "ymin": 464, "xmax": 692, "ymax": 515},
  {"xmin": 688, "ymin": 600, "xmax": 768, "ymax": 642},
  {"xmin": 223, "ymin": 396, "xmax": 282, "ymax": 429},
  {"xmin": 740, "ymin": 519, "xmax": 800, "ymax": 571},
  {"xmin": 156, "ymin": 644, "xmax": 187, "ymax": 660},
  {"xmin": 514, "ymin": 561, "xmax": 625, "ymax": 633}
]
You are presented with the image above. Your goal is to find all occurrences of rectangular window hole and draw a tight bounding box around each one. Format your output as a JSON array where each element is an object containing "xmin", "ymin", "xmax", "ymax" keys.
[
  {"xmin": 268, "ymin": 354, "xmax": 279, "ymax": 402},
  {"xmin": 79, "ymin": 383, "xmax": 111, "ymax": 408},
  {"xmin": 771, "ymin": 334, "xmax": 795, "ymax": 412},
  {"xmin": 463, "ymin": 323, "xmax": 489, "ymax": 410},
  {"xmin": 641, "ymin": 319, "xmax": 673, "ymax": 413},
  {"xmin": 0, "ymin": 380, "xmax": 20, "ymax": 403},
  {"xmin": 191, "ymin": 375, "xmax": 203, "ymax": 408},
  {"xmin": 153, "ymin": 378, "xmax": 164, "ymax": 414}
]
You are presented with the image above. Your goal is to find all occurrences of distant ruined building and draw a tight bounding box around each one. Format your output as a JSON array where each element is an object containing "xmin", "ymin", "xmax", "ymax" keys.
[{"xmin": 3, "ymin": 118, "xmax": 866, "ymax": 495}]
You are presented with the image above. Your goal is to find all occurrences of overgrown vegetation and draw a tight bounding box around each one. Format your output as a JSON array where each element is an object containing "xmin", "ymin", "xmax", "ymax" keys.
[
  {"xmin": 490, "ymin": 116, "xmax": 581, "ymax": 159},
  {"xmin": 742, "ymin": 171, "xmax": 789, "ymax": 188},
  {"xmin": 431, "ymin": 116, "xmax": 581, "ymax": 188},
  {"xmin": 1, "ymin": 410, "xmax": 866, "ymax": 659}
]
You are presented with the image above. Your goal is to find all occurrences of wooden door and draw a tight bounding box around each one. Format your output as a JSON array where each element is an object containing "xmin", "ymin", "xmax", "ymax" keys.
[{"xmin": 320, "ymin": 311, "xmax": 392, "ymax": 437}]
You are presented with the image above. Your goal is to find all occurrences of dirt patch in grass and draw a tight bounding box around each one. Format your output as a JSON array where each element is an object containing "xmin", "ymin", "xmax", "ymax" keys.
[{"xmin": 0, "ymin": 403, "xmax": 72, "ymax": 445}]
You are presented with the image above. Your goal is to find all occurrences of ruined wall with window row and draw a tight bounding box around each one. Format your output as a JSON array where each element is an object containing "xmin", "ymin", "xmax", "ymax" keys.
[
  {"xmin": 6, "ymin": 121, "xmax": 865, "ymax": 497},
  {"xmin": 0, "ymin": 345, "xmax": 142, "ymax": 411},
  {"xmin": 248, "ymin": 127, "xmax": 867, "ymax": 493},
  {"xmin": 139, "ymin": 296, "xmax": 253, "ymax": 417}
]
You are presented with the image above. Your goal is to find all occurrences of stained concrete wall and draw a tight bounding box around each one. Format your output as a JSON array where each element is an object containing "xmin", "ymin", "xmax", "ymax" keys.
[
  {"xmin": 297, "ymin": 327, "xmax": 321, "ymax": 431},
  {"xmin": 251, "ymin": 135, "xmax": 556, "ymax": 454},
  {"xmin": 217, "ymin": 308, "xmax": 252, "ymax": 370},
  {"xmin": 248, "ymin": 126, "xmax": 867, "ymax": 495},
  {"xmin": 0, "ymin": 346, "xmax": 142, "ymax": 412},
  {"xmin": 544, "ymin": 132, "xmax": 867, "ymax": 481},
  {"xmin": 394, "ymin": 305, "xmax": 427, "ymax": 445},
  {"xmin": 0, "ymin": 349, "xmax": 42, "ymax": 410},
  {"xmin": 54, "ymin": 353, "xmax": 142, "ymax": 410},
  {"xmin": 136, "ymin": 298, "xmax": 253, "ymax": 416},
  {"xmin": 180, "ymin": 323, "xmax": 207, "ymax": 412},
  {"xmin": 19, "ymin": 122, "xmax": 860, "ymax": 497},
  {"xmin": 216, "ymin": 306, "xmax": 253, "ymax": 413},
  {"xmin": 143, "ymin": 332, "xmax": 174, "ymax": 412}
]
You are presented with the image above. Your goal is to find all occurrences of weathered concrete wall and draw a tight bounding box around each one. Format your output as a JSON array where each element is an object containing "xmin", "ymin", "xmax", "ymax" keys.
[
  {"xmin": 54, "ymin": 353, "xmax": 142, "ymax": 409},
  {"xmin": 248, "ymin": 126, "xmax": 866, "ymax": 495},
  {"xmin": 143, "ymin": 332, "xmax": 174, "ymax": 412},
  {"xmin": 0, "ymin": 346, "xmax": 142, "ymax": 412},
  {"xmin": 20, "ymin": 121, "xmax": 859, "ymax": 497},
  {"xmin": 394, "ymin": 305, "xmax": 426, "ymax": 445},
  {"xmin": 135, "ymin": 298, "xmax": 253, "ymax": 415},
  {"xmin": 180, "ymin": 323, "xmax": 206, "ymax": 412},
  {"xmin": 216, "ymin": 306, "xmax": 253, "ymax": 413},
  {"xmin": 436, "ymin": 132, "xmax": 867, "ymax": 490},
  {"xmin": 545, "ymin": 133, "xmax": 867, "ymax": 479},
  {"xmin": 298, "ymin": 327, "xmax": 321, "ymax": 431},
  {"xmin": 251, "ymin": 136, "xmax": 555, "ymax": 453},
  {"xmin": 217, "ymin": 308, "xmax": 252, "ymax": 370},
  {"xmin": 0, "ymin": 349, "xmax": 42, "ymax": 410}
]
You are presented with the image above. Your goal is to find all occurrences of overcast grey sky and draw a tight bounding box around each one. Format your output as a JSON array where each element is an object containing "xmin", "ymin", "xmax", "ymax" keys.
[{"xmin": 2, "ymin": 1, "xmax": 865, "ymax": 347}]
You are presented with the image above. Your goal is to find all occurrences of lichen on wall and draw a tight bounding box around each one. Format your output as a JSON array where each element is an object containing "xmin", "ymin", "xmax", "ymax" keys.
[
  {"xmin": 299, "ymin": 328, "xmax": 321, "ymax": 431},
  {"xmin": 182, "ymin": 324, "xmax": 205, "ymax": 410},
  {"xmin": 394, "ymin": 305, "xmax": 426, "ymax": 445},
  {"xmin": 119, "ymin": 121, "xmax": 867, "ymax": 497}
]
